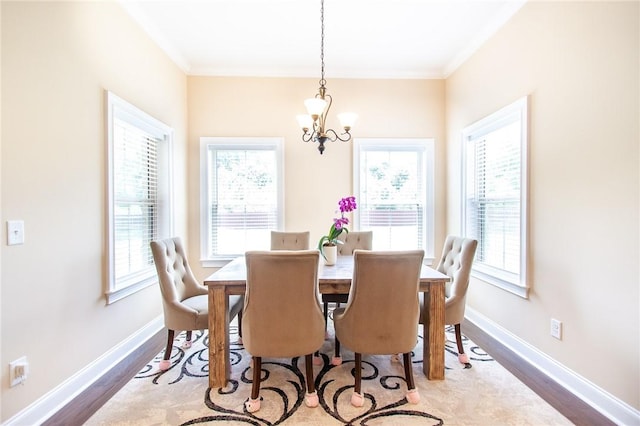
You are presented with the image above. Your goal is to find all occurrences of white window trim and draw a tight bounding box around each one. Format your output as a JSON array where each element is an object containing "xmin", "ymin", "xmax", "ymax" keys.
[
  {"xmin": 461, "ymin": 96, "xmax": 529, "ymax": 298},
  {"xmin": 106, "ymin": 91, "xmax": 174, "ymax": 304},
  {"xmin": 199, "ymin": 137, "xmax": 284, "ymax": 267},
  {"xmin": 353, "ymin": 138, "xmax": 435, "ymax": 264}
]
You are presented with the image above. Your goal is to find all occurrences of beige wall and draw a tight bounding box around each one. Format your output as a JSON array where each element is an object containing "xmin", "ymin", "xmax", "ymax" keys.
[
  {"xmin": 1, "ymin": 0, "xmax": 638, "ymax": 422},
  {"xmin": 446, "ymin": 1, "xmax": 639, "ymax": 410},
  {"xmin": 1, "ymin": 2, "xmax": 188, "ymax": 420},
  {"xmin": 187, "ymin": 76, "xmax": 447, "ymax": 280}
]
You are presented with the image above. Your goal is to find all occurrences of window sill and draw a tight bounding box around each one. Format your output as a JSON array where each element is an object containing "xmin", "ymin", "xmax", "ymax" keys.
[
  {"xmin": 201, "ymin": 257, "xmax": 237, "ymax": 268},
  {"xmin": 106, "ymin": 277, "xmax": 155, "ymax": 304},
  {"xmin": 471, "ymin": 268, "xmax": 529, "ymax": 299}
]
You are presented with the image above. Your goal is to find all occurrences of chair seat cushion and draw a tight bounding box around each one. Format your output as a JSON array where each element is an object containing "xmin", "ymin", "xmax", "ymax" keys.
[{"xmin": 183, "ymin": 294, "xmax": 208, "ymax": 314}]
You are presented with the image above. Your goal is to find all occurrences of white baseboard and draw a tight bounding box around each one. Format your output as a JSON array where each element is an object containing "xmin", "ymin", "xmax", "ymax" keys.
[
  {"xmin": 3, "ymin": 316, "xmax": 164, "ymax": 426},
  {"xmin": 466, "ymin": 307, "xmax": 640, "ymax": 426}
]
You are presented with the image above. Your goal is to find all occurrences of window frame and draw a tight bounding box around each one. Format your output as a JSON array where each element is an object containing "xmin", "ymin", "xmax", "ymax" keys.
[
  {"xmin": 199, "ymin": 137, "xmax": 284, "ymax": 267},
  {"xmin": 461, "ymin": 96, "xmax": 529, "ymax": 298},
  {"xmin": 353, "ymin": 138, "xmax": 435, "ymax": 263},
  {"xmin": 106, "ymin": 91, "xmax": 174, "ymax": 304}
]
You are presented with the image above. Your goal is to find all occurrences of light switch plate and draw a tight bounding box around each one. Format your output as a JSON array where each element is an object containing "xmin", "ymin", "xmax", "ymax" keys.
[{"xmin": 7, "ymin": 220, "xmax": 25, "ymax": 245}]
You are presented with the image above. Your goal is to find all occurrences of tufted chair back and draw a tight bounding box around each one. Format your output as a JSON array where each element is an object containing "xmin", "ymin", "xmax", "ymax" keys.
[
  {"xmin": 270, "ymin": 231, "xmax": 310, "ymax": 250},
  {"xmin": 337, "ymin": 231, "xmax": 373, "ymax": 255},
  {"xmin": 419, "ymin": 235, "xmax": 477, "ymax": 367},
  {"xmin": 151, "ymin": 237, "xmax": 207, "ymax": 327},
  {"xmin": 435, "ymin": 236, "xmax": 478, "ymax": 325}
]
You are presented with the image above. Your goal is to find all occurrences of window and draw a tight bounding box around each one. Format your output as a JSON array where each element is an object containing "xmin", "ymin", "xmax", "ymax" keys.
[
  {"xmin": 106, "ymin": 91, "xmax": 173, "ymax": 304},
  {"xmin": 462, "ymin": 96, "xmax": 528, "ymax": 297},
  {"xmin": 200, "ymin": 137, "xmax": 284, "ymax": 266},
  {"xmin": 354, "ymin": 138, "xmax": 435, "ymax": 262}
]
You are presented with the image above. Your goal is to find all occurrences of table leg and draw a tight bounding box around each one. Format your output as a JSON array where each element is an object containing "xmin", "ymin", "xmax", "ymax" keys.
[
  {"xmin": 422, "ymin": 282, "xmax": 445, "ymax": 380},
  {"xmin": 209, "ymin": 287, "xmax": 230, "ymax": 388}
]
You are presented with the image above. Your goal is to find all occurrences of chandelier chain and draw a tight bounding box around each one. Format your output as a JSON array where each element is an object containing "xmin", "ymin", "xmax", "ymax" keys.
[{"xmin": 319, "ymin": 0, "xmax": 325, "ymax": 86}]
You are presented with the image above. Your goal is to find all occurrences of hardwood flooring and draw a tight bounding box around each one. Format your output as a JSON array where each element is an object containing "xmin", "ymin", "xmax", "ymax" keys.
[
  {"xmin": 461, "ymin": 320, "xmax": 615, "ymax": 426},
  {"xmin": 43, "ymin": 322, "xmax": 615, "ymax": 426}
]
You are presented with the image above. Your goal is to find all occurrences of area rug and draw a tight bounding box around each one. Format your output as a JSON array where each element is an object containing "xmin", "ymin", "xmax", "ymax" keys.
[{"xmin": 86, "ymin": 321, "xmax": 571, "ymax": 425}]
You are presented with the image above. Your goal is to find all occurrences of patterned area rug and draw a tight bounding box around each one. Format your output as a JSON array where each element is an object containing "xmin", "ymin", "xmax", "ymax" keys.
[{"xmin": 87, "ymin": 321, "xmax": 571, "ymax": 425}]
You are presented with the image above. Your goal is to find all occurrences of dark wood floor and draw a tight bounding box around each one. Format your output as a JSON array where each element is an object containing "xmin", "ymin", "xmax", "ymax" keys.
[{"xmin": 43, "ymin": 322, "xmax": 615, "ymax": 426}]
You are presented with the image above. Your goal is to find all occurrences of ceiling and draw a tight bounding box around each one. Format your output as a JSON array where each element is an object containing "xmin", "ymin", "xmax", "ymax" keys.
[{"xmin": 119, "ymin": 0, "xmax": 527, "ymax": 79}]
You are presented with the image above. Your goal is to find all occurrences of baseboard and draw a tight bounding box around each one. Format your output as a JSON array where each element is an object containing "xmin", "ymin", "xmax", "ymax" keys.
[
  {"xmin": 466, "ymin": 308, "xmax": 640, "ymax": 426},
  {"xmin": 3, "ymin": 316, "xmax": 164, "ymax": 426}
]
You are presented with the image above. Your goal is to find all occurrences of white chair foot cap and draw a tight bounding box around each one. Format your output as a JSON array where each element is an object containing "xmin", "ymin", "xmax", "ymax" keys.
[
  {"xmin": 245, "ymin": 398, "xmax": 261, "ymax": 413},
  {"xmin": 458, "ymin": 353, "xmax": 469, "ymax": 364},
  {"xmin": 331, "ymin": 356, "xmax": 342, "ymax": 366},
  {"xmin": 181, "ymin": 340, "xmax": 192, "ymax": 349},
  {"xmin": 313, "ymin": 355, "xmax": 323, "ymax": 366},
  {"xmin": 351, "ymin": 392, "xmax": 365, "ymax": 407},
  {"xmin": 159, "ymin": 359, "xmax": 171, "ymax": 371},
  {"xmin": 390, "ymin": 354, "xmax": 401, "ymax": 363},
  {"xmin": 406, "ymin": 388, "xmax": 420, "ymax": 404},
  {"xmin": 304, "ymin": 391, "xmax": 319, "ymax": 408}
]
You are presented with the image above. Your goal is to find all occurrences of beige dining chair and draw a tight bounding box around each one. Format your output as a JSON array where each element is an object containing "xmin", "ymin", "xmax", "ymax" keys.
[
  {"xmin": 150, "ymin": 237, "xmax": 243, "ymax": 371},
  {"xmin": 419, "ymin": 235, "xmax": 477, "ymax": 368},
  {"xmin": 270, "ymin": 230, "xmax": 310, "ymax": 250},
  {"xmin": 232, "ymin": 230, "xmax": 310, "ymax": 345},
  {"xmin": 322, "ymin": 231, "xmax": 372, "ymax": 365},
  {"xmin": 242, "ymin": 250, "xmax": 325, "ymax": 413},
  {"xmin": 333, "ymin": 249, "xmax": 425, "ymax": 407}
]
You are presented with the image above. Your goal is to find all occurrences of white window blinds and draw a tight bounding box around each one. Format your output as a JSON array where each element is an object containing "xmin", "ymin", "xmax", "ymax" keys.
[{"xmin": 113, "ymin": 120, "xmax": 159, "ymax": 282}]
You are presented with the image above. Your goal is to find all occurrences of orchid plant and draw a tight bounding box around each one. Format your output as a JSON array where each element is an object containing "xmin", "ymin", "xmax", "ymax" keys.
[{"xmin": 317, "ymin": 196, "xmax": 357, "ymax": 259}]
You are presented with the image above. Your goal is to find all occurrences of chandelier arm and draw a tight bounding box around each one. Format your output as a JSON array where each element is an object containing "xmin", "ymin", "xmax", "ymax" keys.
[
  {"xmin": 324, "ymin": 128, "xmax": 353, "ymax": 143},
  {"xmin": 301, "ymin": 132, "xmax": 315, "ymax": 143}
]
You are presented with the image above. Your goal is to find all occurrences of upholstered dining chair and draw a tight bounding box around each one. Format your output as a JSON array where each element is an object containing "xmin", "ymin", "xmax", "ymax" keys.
[
  {"xmin": 333, "ymin": 249, "xmax": 425, "ymax": 407},
  {"xmin": 270, "ymin": 230, "xmax": 310, "ymax": 250},
  {"xmin": 322, "ymin": 231, "xmax": 372, "ymax": 365},
  {"xmin": 322, "ymin": 231, "xmax": 373, "ymax": 319},
  {"xmin": 242, "ymin": 250, "xmax": 325, "ymax": 413},
  {"xmin": 419, "ymin": 235, "xmax": 477, "ymax": 368},
  {"xmin": 150, "ymin": 237, "xmax": 243, "ymax": 371}
]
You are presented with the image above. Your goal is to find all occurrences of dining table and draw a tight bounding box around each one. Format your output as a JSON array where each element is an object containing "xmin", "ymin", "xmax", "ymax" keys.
[{"xmin": 204, "ymin": 254, "xmax": 450, "ymax": 389}]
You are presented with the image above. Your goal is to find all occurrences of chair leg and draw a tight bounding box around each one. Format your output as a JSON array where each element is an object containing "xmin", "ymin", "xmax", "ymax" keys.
[
  {"xmin": 245, "ymin": 356, "xmax": 262, "ymax": 413},
  {"xmin": 454, "ymin": 323, "xmax": 471, "ymax": 368},
  {"xmin": 403, "ymin": 352, "xmax": 420, "ymax": 404},
  {"xmin": 304, "ymin": 354, "xmax": 319, "ymax": 408},
  {"xmin": 182, "ymin": 330, "xmax": 193, "ymax": 349},
  {"xmin": 351, "ymin": 352, "xmax": 364, "ymax": 407},
  {"xmin": 323, "ymin": 302, "xmax": 329, "ymax": 330},
  {"xmin": 237, "ymin": 310, "xmax": 243, "ymax": 344},
  {"xmin": 332, "ymin": 337, "xmax": 342, "ymax": 366},
  {"xmin": 159, "ymin": 329, "xmax": 175, "ymax": 371}
]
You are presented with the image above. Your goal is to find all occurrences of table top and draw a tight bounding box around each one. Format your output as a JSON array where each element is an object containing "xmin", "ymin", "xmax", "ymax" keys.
[{"xmin": 204, "ymin": 254, "xmax": 450, "ymax": 290}]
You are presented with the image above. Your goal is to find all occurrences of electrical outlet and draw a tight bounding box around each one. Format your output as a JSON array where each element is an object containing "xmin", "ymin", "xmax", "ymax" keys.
[
  {"xmin": 9, "ymin": 356, "xmax": 29, "ymax": 387},
  {"xmin": 550, "ymin": 318, "xmax": 562, "ymax": 340}
]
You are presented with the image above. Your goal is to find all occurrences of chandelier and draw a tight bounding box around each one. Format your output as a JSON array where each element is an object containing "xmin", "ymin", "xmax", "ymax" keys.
[{"xmin": 297, "ymin": 0, "xmax": 357, "ymax": 155}]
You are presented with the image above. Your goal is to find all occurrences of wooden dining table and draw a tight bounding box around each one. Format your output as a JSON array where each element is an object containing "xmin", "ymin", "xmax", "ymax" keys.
[{"xmin": 204, "ymin": 254, "xmax": 450, "ymax": 389}]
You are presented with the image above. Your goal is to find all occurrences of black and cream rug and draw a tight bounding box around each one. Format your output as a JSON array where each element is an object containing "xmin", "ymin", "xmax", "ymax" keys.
[{"xmin": 86, "ymin": 322, "xmax": 571, "ymax": 425}]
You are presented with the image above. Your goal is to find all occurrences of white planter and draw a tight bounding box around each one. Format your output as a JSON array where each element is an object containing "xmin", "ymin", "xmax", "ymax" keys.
[{"xmin": 322, "ymin": 245, "xmax": 337, "ymax": 266}]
